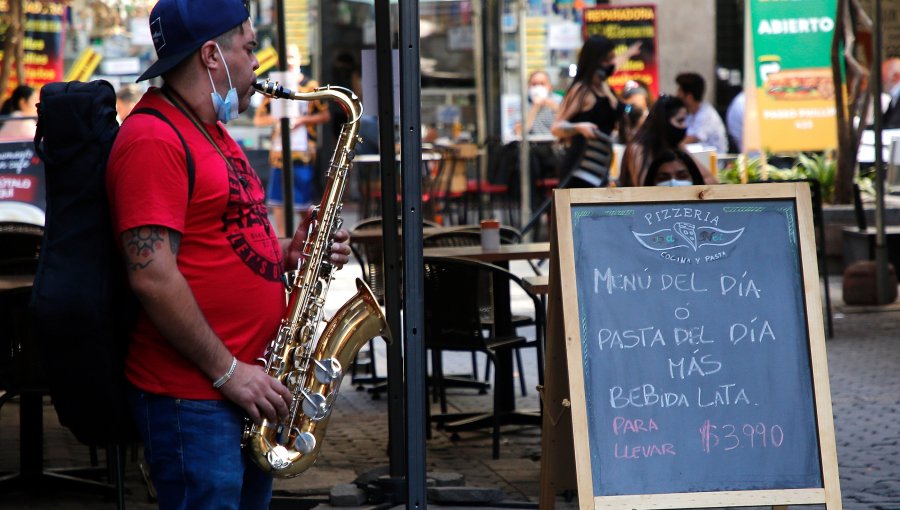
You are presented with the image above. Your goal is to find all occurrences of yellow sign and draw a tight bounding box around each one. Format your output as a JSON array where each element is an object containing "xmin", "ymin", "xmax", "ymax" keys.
[
  {"xmin": 755, "ymin": 88, "xmax": 837, "ymax": 152},
  {"xmin": 255, "ymin": 47, "xmax": 279, "ymax": 76},
  {"xmin": 64, "ymin": 48, "xmax": 101, "ymax": 82}
]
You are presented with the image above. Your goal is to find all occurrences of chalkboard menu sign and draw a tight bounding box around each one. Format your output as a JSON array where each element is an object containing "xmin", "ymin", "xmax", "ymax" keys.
[{"xmin": 541, "ymin": 184, "xmax": 841, "ymax": 510}]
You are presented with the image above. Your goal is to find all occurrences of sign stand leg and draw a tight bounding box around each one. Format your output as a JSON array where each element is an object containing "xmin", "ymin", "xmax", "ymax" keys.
[{"xmin": 539, "ymin": 205, "xmax": 577, "ymax": 509}]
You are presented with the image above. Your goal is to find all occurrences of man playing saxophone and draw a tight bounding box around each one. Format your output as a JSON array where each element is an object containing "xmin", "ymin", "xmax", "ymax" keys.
[{"xmin": 106, "ymin": 1, "xmax": 351, "ymax": 508}]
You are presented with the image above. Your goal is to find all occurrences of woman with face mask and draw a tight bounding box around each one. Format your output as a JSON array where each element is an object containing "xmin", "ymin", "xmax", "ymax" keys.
[
  {"xmin": 643, "ymin": 149, "xmax": 705, "ymax": 187},
  {"xmin": 521, "ymin": 70, "xmax": 558, "ymax": 136},
  {"xmin": 517, "ymin": 70, "xmax": 562, "ymax": 183},
  {"xmin": 551, "ymin": 36, "xmax": 641, "ymax": 188},
  {"xmin": 619, "ymin": 95, "xmax": 717, "ymax": 187}
]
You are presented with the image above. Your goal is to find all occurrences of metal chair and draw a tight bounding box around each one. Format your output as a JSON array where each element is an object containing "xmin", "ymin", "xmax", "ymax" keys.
[
  {"xmin": 349, "ymin": 216, "xmax": 442, "ymax": 305},
  {"xmin": 347, "ymin": 216, "xmax": 440, "ymax": 394},
  {"xmin": 422, "ymin": 227, "xmax": 536, "ymax": 397},
  {"xmin": 423, "ymin": 255, "xmax": 544, "ymax": 459}
]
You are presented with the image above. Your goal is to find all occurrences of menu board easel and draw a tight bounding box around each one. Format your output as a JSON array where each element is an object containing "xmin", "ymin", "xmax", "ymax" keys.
[{"xmin": 539, "ymin": 184, "xmax": 841, "ymax": 510}]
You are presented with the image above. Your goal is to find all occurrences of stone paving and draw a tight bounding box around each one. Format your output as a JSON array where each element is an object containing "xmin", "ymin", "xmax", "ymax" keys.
[
  {"xmin": 827, "ymin": 307, "xmax": 900, "ymax": 510},
  {"xmin": 0, "ymin": 262, "xmax": 898, "ymax": 510}
]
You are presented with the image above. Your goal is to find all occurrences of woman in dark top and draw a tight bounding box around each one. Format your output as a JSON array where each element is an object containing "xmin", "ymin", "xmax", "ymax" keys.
[
  {"xmin": 551, "ymin": 35, "xmax": 638, "ymax": 187},
  {"xmin": 619, "ymin": 95, "xmax": 716, "ymax": 187}
]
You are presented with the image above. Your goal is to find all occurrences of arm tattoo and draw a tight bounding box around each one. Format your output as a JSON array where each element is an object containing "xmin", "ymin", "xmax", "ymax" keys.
[
  {"xmin": 169, "ymin": 230, "xmax": 181, "ymax": 255},
  {"xmin": 123, "ymin": 226, "xmax": 168, "ymax": 272}
]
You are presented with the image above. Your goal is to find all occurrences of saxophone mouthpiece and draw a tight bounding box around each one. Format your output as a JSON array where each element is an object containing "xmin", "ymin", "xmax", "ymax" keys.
[{"xmin": 253, "ymin": 80, "xmax": 292, "ymax": 99}]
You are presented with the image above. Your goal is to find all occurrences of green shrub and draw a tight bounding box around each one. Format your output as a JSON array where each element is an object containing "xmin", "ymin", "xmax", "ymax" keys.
[
  {"xmin": 793, "ymin": 152, "xmax": 837, "ymax": 203},
  {"xmin": 718, "ymin": 152, "xmax": 836, "ymax": 203},
  {"xmin": 718, "ymin": 155, "xmax": 791, "ymax": 184}
]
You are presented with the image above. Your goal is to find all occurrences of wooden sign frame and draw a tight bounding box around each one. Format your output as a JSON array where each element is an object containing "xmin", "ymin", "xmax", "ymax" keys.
[{"xmin": 540, "ymin": 183, "xmax": 841, "ymax": 510}]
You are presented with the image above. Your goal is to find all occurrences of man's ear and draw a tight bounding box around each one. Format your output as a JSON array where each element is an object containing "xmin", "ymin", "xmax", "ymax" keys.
[{"xmin": 199, "ymin": 41, "xmax": 220, "ymax": 70}]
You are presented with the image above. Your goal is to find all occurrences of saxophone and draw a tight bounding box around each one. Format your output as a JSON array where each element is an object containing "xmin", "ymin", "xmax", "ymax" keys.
[{"xmin": 243, "ymin": 81, "xmax": 391, "ymax": 477}]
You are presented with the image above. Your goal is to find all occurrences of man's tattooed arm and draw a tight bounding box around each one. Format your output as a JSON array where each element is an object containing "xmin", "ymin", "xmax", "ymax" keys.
[{"xmin": 122, "ymin": 226, "xmax": 181, "ymax": 272}]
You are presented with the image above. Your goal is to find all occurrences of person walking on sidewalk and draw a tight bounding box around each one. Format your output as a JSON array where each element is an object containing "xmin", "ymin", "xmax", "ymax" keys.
[
  {"xmin": 106, "ymin": 1, "xmax": 351, "ymax": 509},
  {"xmin": 253, "ymin": 44, "xmax": 330, "ymax": 236}
]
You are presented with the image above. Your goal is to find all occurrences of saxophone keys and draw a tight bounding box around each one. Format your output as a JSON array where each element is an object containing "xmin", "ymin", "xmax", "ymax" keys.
[
  {"xmin": 291, "ymin": 346, "xmax": 308, "ymax": 369},
  {"xmin": 301, "ymin": 391, "xmax": 330, "ymax": 421},
  {"xmin": 284, "ymin": 370, "xmax": 303, "ymax": 389},
  {"xmin": 266, "ymin": 445, "xmax": 293, "ymax": 471},
  {"xmin": 314, "ymin": 358, "xmax": 342, "ymax": 384},
  {"xmin": 295, "ymin": 431, "xmax": 316, "ymax": 454}
]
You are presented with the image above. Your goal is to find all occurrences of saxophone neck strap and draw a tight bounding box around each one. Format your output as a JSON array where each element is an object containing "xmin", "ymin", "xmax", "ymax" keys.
[{"xmin": 161, "ymin": 85, "xmax": 238, "ymax": 174}]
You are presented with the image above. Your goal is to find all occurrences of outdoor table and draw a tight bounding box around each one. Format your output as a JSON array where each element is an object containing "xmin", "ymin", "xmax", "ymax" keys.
[
  {"xmin": 422, "ymin": 241, "xmax": 550, "ymax": 264},
  {"xmin": 522, "ymin": 274, "xmax": 549, "ymax": 295},
  {"xmin": 349, "ymin": 224, "xmax": 450, "ymax": 246}
]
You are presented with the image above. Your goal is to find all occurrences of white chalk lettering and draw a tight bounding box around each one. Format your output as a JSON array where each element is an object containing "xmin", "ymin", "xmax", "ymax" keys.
[
  {"xmin": 598, "ymin": 327, "xmax": 666, "ymax": 350},
  {"xmin": 609, "ymin": 384, "xmax": 690, "ymax": 409},
  {"xmin": 697, "ymin": 384, "xmax": 752, "ymax": 407}
]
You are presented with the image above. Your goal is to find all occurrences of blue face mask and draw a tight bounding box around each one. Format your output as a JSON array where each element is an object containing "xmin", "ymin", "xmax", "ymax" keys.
[
  {"xmin": 657, "ymin": 179, "xmax": 694, "ymax": 187},
  {"xmin": 207, "ymin": 43, "xmax": 239, "ymax": 124}
]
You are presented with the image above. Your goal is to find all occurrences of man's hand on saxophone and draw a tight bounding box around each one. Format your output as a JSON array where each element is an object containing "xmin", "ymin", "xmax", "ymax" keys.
[
  {"xmin": 283, "ymin": 224, "xmax": 352, "ymax": 270},
  {"xmin": 217, "ymin": 360, "xmax": 293, "ymax": 425},
  {"xmin": 328, "ymin": 229, "xmax": 353, "ymax": 268}
]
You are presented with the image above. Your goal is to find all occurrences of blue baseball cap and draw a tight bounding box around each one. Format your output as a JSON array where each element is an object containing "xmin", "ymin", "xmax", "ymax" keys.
[{"xmin": 137, "ymin": 0, "xmax": 250, "ymax": 82}]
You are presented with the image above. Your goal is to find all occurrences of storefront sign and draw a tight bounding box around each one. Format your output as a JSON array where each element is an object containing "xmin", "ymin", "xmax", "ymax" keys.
[
  {"xmin": 0, "ymin": 140, "xmax": 45, "ymax": 212},
  {"xmin": 0, "ymin": 0, "xmax": 66, "ymax": 96},
  {"xmin": 547, "ymin": 21, "xmax": 582, "ymax": 51},
  {"xmin": 582, "ymin": 4, "xmax": 659, "ymax": 97},
  {"xmin": 750, "ymin": 0, "xmax": 838, "ymax": 152},
  {"xmin": 100, "ymin": 57, "xmax": 141, "ymax": 76}
]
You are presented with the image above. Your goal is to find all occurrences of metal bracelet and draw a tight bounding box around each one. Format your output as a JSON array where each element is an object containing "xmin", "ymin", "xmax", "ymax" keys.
[{"xmin": 213, "ymin": 356, "xmax": 238, "ymax": 389}]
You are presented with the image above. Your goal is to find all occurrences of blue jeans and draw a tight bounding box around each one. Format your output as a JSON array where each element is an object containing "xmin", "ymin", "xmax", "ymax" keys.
[
  {"xmin": 128, "ymin": 388, "xmax": 273, "ymax": 510},
  {"xmin": 267, "ymin": 163, "xmax": 317, "ymax": 209}
]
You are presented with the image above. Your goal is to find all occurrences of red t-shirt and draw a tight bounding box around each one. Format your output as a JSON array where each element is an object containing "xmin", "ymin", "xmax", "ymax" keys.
[{"xmin": 107, "ymin": 89, "xmax": 285, "ymax": 399}]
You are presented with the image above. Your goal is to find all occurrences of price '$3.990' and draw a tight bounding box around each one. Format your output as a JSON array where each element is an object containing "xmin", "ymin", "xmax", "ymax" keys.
[{"xmin": 699, "ymin": 420, "xmax": 785, "ymax": 454}]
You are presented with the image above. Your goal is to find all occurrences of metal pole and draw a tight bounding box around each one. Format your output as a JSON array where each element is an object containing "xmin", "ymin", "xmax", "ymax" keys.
[
  {"xmin": 276, "ymin": 0, "xmax": 294, "ymax": 236},
  {"xmin": 399, "ymin": 0, "xmax": 427, "ymax": 506},
  {"xmin": 373, "ymin": 0, "xmax": 406, "ymax": 482},
  {"xmin": 517, "ymin": 0, "xmax": 532, "ymax": 232},
  {"xmin": 472, "ymin": 0, "xmax": 487, "ymax": 220},
  {"xmin": 872, "ymin": 0, "xmax": 890, "ymax": 304}
]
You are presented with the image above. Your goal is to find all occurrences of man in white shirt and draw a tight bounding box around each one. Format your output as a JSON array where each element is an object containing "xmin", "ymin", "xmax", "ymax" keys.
[
  {"xmin": 676, "ymin": 72, "xmax": 728, "ymax": 153},
  {"xmin": 725, "ymin": 91, "xmax": 745, "ymax": 153},
  {"xmin": 883, "ymin": 58, "xmax": 900, "ymax": 129}
]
